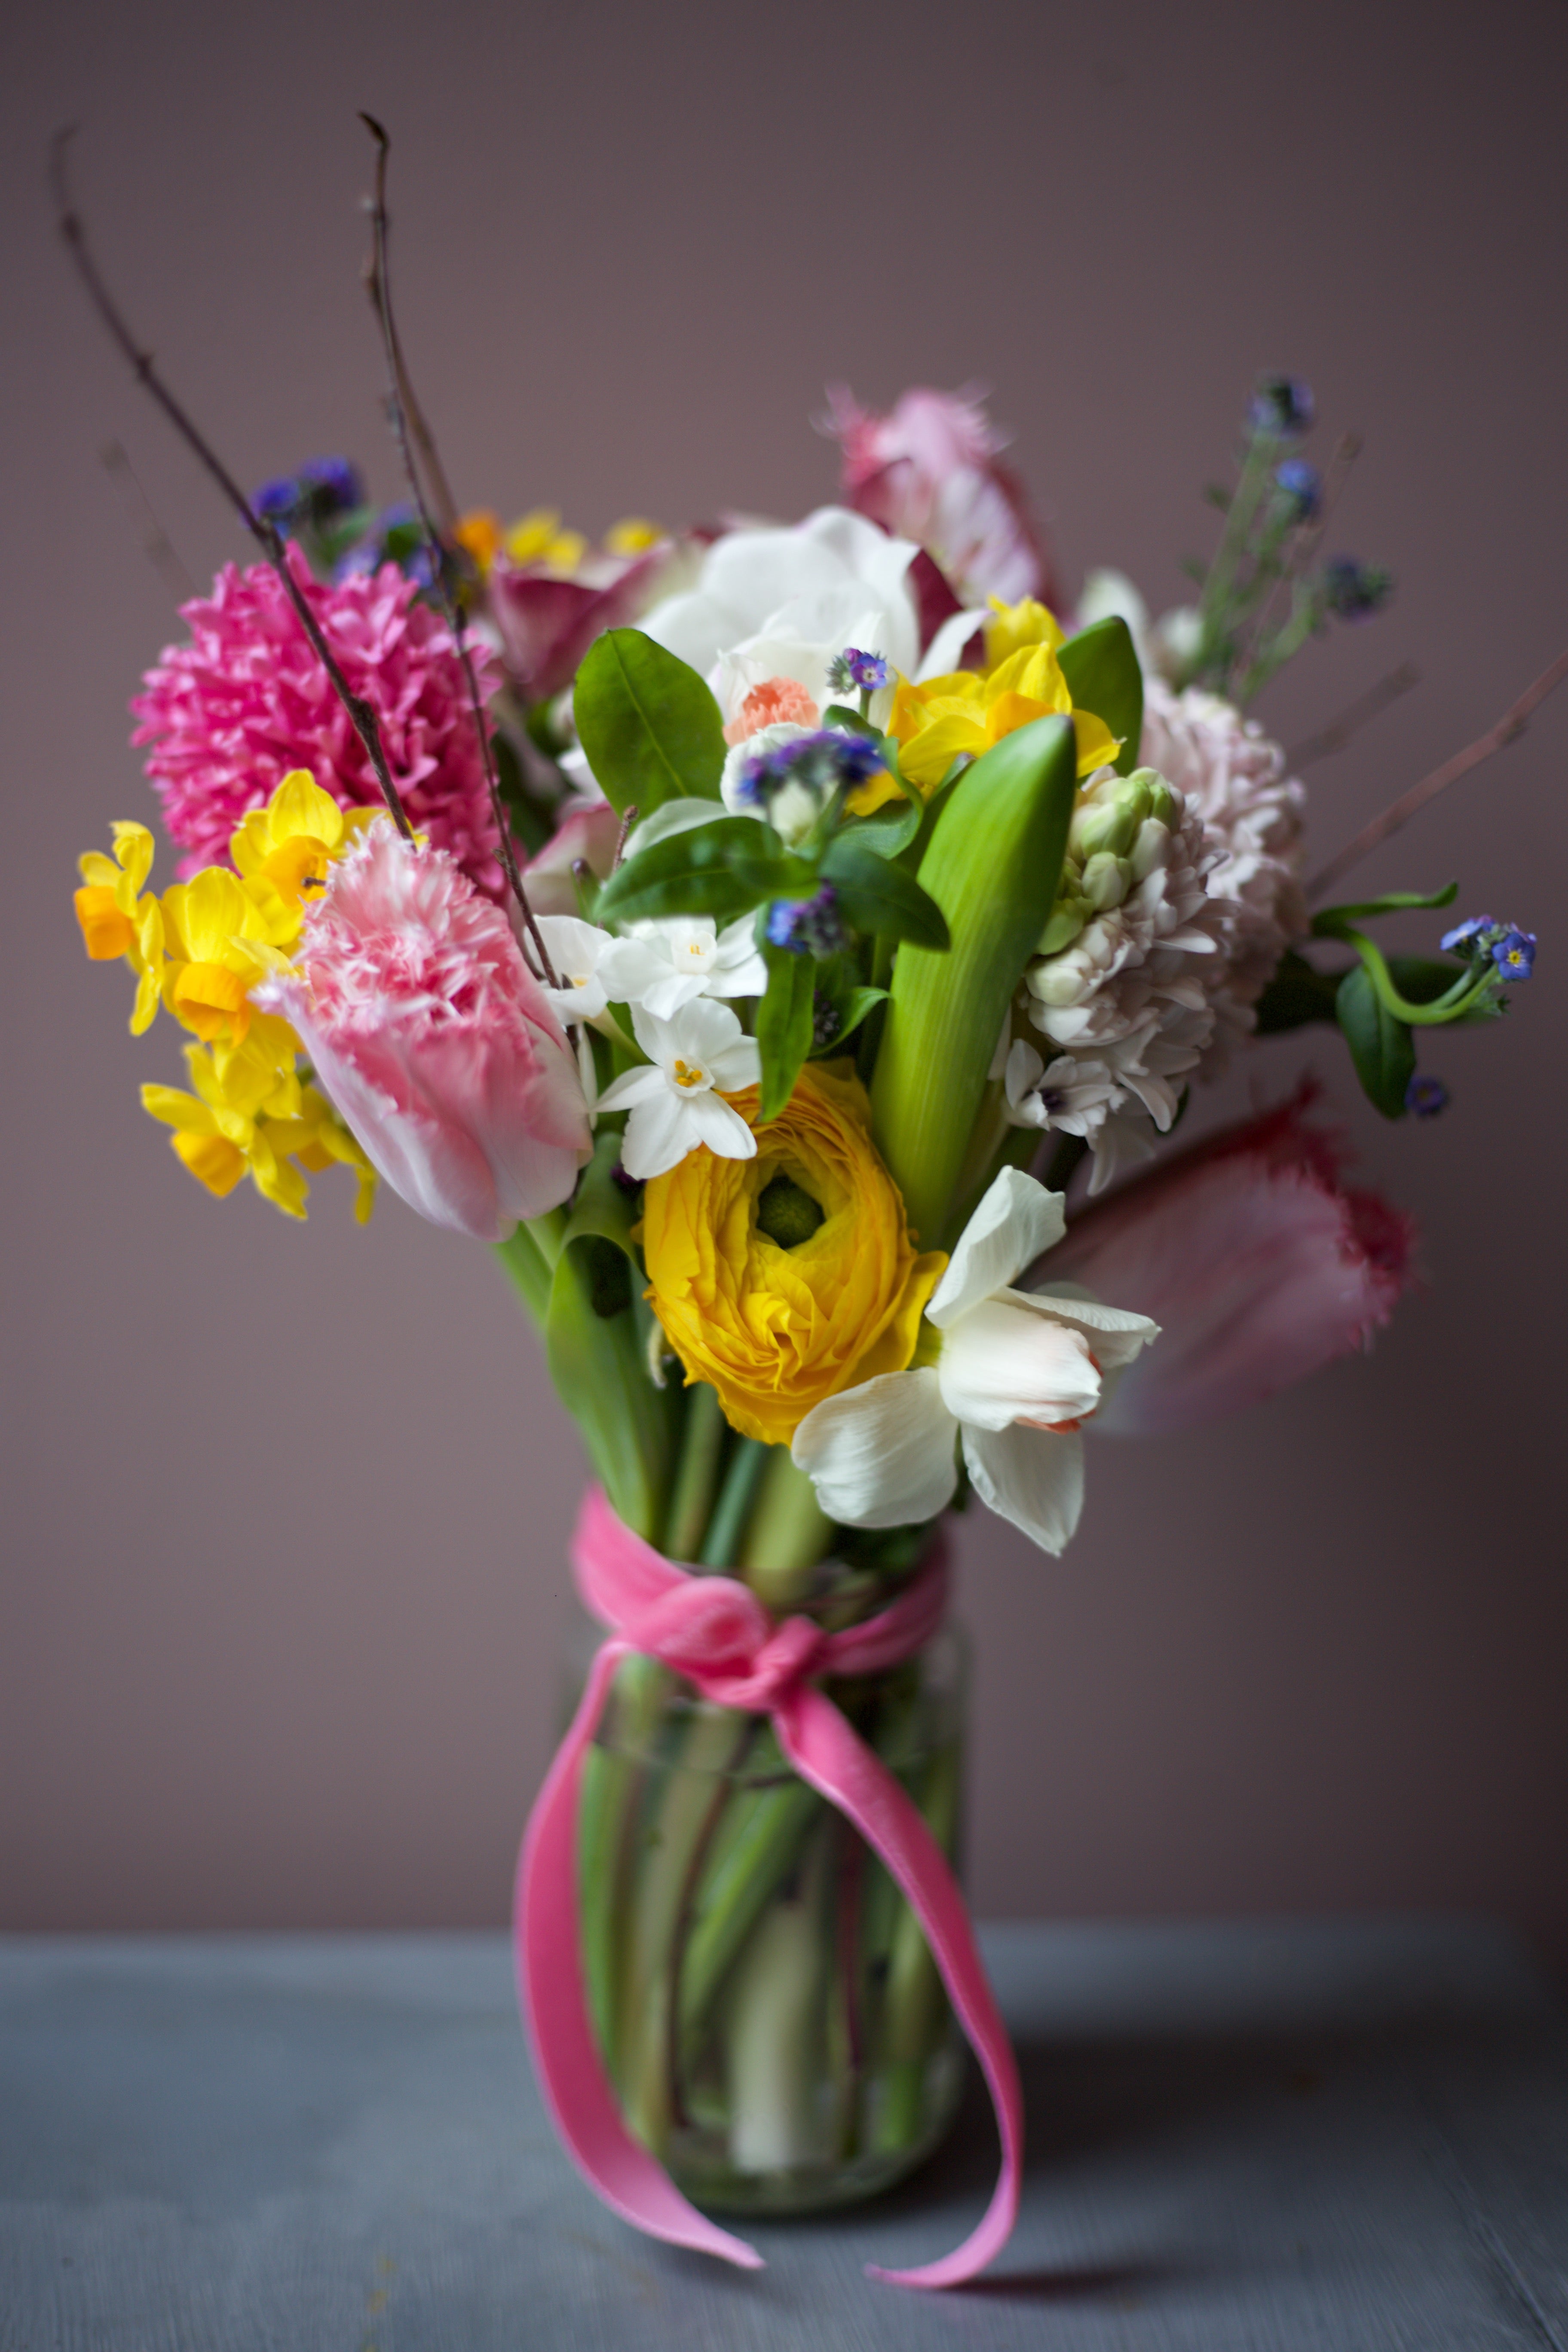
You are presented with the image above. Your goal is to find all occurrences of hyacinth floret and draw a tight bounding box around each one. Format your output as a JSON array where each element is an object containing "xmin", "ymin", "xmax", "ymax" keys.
[
  {"xmin": 1248, "ymin": 375, "xmax": 1315, "ymax": 437},
  {"xmin": 826, "ymin": 646, "xmax": 892, "ymax": 696},
  {"xmin": 132, "ymin": 542, "xmax": 506, "ymax": 895},
  {"xmin": 766, "ymin": 884, "xmax": 847, "ymax": 958}
]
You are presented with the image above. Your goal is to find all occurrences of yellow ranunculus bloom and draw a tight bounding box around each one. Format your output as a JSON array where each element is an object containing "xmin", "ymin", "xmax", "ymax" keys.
[
  {"xmin": 888, "ymin": 640, "xmax": 1122, "ymax": 796},
  {"xmin": 639, "ymin": 1063, "xmax": 946, "ymax": 1446}
]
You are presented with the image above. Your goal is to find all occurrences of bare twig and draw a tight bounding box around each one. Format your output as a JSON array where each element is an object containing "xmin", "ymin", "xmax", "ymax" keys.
[
  {"xmin": 52, "ymin": 127, "xmax": 414, "ymax": 841},
  {"xmin": 358, "ymin": 114, "xmax": 559, "ymax": 987},
  {"xmin": 100, "ymin": 439, "xmax": 197, "ymax": 603},
  {"xmin": 613, "ymin": 805, "xmax": 639, "ymax": 870},
  {"xmin": 1307, "ymin": 646, "xmax": 1568, "ymax": 902},
  {"xmin": 1287, "ymin": 661, "xmax": 1421, "ymax": 769}
]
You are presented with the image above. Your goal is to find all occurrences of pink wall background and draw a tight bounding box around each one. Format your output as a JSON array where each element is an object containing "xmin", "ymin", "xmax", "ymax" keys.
[{"xmin": 4, "ymin": 0, "xmax": 1565, "ymax": 1959}]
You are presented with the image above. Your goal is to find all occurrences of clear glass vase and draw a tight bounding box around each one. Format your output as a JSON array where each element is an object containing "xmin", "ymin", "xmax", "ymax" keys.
[{"xmin": 573, "ymin": 1613, "xmax": 967, "ymax": 2215}]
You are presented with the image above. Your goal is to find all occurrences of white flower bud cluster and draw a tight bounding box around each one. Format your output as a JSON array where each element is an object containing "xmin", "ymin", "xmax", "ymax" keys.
[
  {"xmin": 1004, "ymin": 765, "xmax": 1229, "ymax": 1191},
  {"xmin": 1140, "ymin": 680, "xmax": 1308, "ymax": 1063}
]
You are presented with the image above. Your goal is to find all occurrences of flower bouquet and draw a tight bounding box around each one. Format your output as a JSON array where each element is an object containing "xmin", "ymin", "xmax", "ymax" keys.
[{"xmin": 63, "ymin": 131, "xmax": 1547, "ymax": 2289}]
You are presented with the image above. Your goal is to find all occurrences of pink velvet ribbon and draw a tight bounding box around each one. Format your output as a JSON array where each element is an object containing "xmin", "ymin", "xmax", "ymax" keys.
[{"xmin": 514, "ymin": 1483, "xmax": 1023, "ymax": 2288}]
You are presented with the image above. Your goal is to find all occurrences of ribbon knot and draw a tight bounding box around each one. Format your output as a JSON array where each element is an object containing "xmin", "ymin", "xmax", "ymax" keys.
[
  {"xmin": 515, "ymin": 1486, "xmax": 1023, "ymax": 2291},
  {"xmin": 627, "ymin": 1578, "xmax": 826, "ymax": 1711}
]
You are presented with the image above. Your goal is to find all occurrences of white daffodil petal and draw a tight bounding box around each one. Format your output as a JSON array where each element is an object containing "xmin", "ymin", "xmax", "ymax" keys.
[
  {"xmin": 1021, "ymin": 1283, "xmax": 1161, "ymax": 1372},
  {"xmin": 962, "ymin": 1423, "xmax": 1086, "ymax": 1557},
  {"xmin": 710, "ymin": 1035, "xmax": 763, "ymax": 1091},
  {"xmin": 936, "ymin": 1295, "xmax": 1102, "ymax": 1433},
  {"xmin": 927, "ymin": 1167, "xmax": 1068, "ymax": 1328},
  {"xmin": 683, "ymin": 1090, "xmax": 758, "ymax": 1161},
  {"xmin": 595, "ymin": 1063, "xmax": 666, "ymax": 1114},
  {"xmin": 620, "ymin": 1087, "xmax": 697, "ymax": 1180},
  {"xmin": 792, "ymin": 1369, "xmax": 959, "ymax": 1529},
  {"xmin": 637, "ymin": 970, "xmax": 708, "ymax": 1020},
  {"xmin": 919, "ymin": 605, "xmax": 987, "ymax": 678}
]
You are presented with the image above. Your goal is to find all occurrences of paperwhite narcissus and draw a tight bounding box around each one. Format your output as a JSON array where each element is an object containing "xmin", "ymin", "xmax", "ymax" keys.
[
  {"xmin": 595, "ymin": 998, "xmax": 761, "ymax": 1180},
  {"xmin": 790, "ymin": 1167, "xmax": 1158, "ymax": 1556}
]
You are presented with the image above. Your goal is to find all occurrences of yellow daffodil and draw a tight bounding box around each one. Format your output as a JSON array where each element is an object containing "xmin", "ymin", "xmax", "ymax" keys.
[
  {"xmin": 74, "ymin": 821, "xmax": 165, "ymax": 1033},
  {"xmin": 454, "ymin": 509, "xmax": 505, "ymax": 576},
  {"xmin": 141, "ymin": 1039, "xmax": 376, "ymax": 1221},
  {"xmin": 229, "ymin": 767, "xmax": 377, "ymax": 938},
  {"xmin": 502, "ymin": 508, "xmax": 588, "ymax": 574},
  {"xmin": 888, "ymin": 640, "xmax": 1121, "ymax": 797},
  {"xmin": 980, "ymin": 594, "xmax": 1064, "ymax": 671},
  {"xmin": 638, "ymin": 1063, "xmax": 946, "ymax": 1445}
]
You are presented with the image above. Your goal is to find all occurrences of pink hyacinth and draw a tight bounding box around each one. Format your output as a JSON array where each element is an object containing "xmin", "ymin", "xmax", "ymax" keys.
[
  {"xmin": 255, "ymin": 822, "xmax": 591, "ymax": 1241},
  {"xmin": 824, "ymin": 383, "xmax": 1058, "ymax": 611},
  {"xmin": 132, "ymin": 544, "xmax": 507, "ymax": 894},
  {"xmin": 1041, "ymin": 1085, "xmax": 1415, "ymax": 1435}
]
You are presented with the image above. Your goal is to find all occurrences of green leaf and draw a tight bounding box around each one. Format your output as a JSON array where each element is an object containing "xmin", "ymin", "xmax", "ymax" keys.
[
  {"xmin": 871, "ymin": 714, "xmax": 1078, "ymax": 1246},
  {"xmin": 756, "ymin": 946, "xmax": 816, "ymax": 1120},
  {"xmin": 1311, "ymin": 882, "xmax": 1458, "ymax": 935},
  {"xmin": 545, "ymin": 1133, "xmax": 678, "ymax": 1536},
  {"xmin": 595, "ymin": 815, "xmax": 796, "ymax": 927},
  {"xmin": 1055, "ymin": 616, "xmax": 1143, "ymax": 776},
  {"xmin": 819, "ymin": 837, "xmax": 950, "ymax": 949},
  {"xmin": 812, "ymin": 984, "xmax": 886, "ymax": 1055},
  {"xmin": 1336, "ymin": 963, "xmax": 1415, "ymax": 1119},
  {"xmin": 573, "ymin": 628, "xmax": 726, "ymax": 816},
  {"xmin": 1253, "ymin": 950, "xmax": 1348, "ymax": 1033}
]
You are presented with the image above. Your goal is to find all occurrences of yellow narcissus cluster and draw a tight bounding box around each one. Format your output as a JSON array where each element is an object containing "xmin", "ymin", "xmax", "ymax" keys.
[
  {"xmin": 73, "ymin": 769, "xmax": 378, "ymax": 1220},
  {"xmin": 638, "ymin": 1063, "xmax": 946, "ymax": 1446},
  {"xmin": 884, "ymin": 595, "xmax": 1121, "ymax": 798}
]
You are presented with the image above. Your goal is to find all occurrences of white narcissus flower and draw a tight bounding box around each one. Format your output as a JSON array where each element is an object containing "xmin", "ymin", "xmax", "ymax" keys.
[
  {"xmin": 790, "ymin": 1168, "xmax": 1158, "ymax": 1556},
  {"xmin": 599, "ymin": 915, "xmax": 768, "ymax": 1019},
  {"xmin": 596, "ymin": 998, "xmax": 761, "ymax": 1180},
  {"xmin": 535, "ymin": 914, "xmax": 620, "ymax": 1024}
]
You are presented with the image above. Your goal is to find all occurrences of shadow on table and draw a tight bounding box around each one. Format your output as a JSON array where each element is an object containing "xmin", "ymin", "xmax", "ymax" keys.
[{"xmin": 787, "ymin": 2005, "xmax": 1539, "ymax": 2306}]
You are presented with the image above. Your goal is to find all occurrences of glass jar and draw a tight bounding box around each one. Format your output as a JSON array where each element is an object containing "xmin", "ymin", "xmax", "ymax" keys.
[{"xmin": 572, "ymin": 1616, "xmax": 967, "ymax": 2215}]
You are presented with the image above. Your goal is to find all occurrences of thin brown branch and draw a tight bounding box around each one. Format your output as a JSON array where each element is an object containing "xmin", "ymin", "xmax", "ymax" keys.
[
  {"xmin": 52, "ymin": 128, "xmax": 414, "ymax": 842},
  {"xmin": 358, "ymin": 114, "xmax": 559, "ymax": 988},
  {"xmin": 100, "ymin": 439, "xmax": 198, "ymax": 603},
  {"xmin": 354, "ymin": 119, "xmax": 458, "ymax": 537},
  {"xmin": 1288, "ymin": 661, "xmax": 1421, "ymax": 769},
  {"xmin": 613, "ymin": 805, "xmax": 639, "ymax": 870},
  {"xmin": 1307, "ymin": 646, "xmax": 1568, "ymax": 902}
]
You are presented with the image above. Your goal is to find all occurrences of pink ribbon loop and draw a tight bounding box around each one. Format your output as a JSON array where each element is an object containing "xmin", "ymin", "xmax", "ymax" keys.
[{"xmin": 514, "ymin": 1485, "xmax": 1023, "ymax": 2288}]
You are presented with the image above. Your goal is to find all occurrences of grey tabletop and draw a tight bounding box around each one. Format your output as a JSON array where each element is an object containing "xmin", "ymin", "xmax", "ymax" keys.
[{"xmin": 2, "ymin": 1919, "xmax": 1565, "ymax": 2351}]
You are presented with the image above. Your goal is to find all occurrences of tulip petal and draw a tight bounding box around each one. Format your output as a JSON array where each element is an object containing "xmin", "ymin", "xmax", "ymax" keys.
[
  {"xmin": 792, "ymin": 1368, "xmax": 959, "ymax": 1528},
  {"xmin": 961, "ymin": 1423, "xmax": 1084, "ymax": 1556},
  {"xmin": 928, "ymin": 1167, "xmax": 1066, "ymax": 1329}
]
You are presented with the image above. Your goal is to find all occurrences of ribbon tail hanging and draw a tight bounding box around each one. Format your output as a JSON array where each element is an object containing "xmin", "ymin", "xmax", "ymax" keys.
[
  {"xmin": 514, "ymin": 1636, "xmax": 765, "ymax": 2271},
  {"xmin": 774, "ymin": 1686, "xmax": 1024, "ymax": 2288}
]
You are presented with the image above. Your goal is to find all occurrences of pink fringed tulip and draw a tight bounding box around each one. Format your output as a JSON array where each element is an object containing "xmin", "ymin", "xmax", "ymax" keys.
[
  {"xmin": 824, "ymin": 384, "xmax": 1058, "ymax": 611},
  {"xmin": 1042, "ymin": 1087, "xmax": 1415, "ymax": 1434},
  {"xmin": 256, "ymin": 823, "xmax": 592, "ymax": 1242}
]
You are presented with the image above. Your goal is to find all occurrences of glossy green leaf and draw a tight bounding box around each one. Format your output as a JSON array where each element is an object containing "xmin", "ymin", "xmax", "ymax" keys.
[
  {"xmin": 871, "ymin": 714, "xmax": 1077, "ymax": 1245},
  {"xmin": 819, "ymin": 837, "xmax": 950, "ymax": 950},
  {"xmin": 573, "ymin": 628, "xmax": 726, "ymax": 816},
  {"xmin": 1056, "ymin": 616, "xmax": 1143, "ymax": 775},
  {"xmin": 1336, "ymin": 963, "xmax": 1415, "ymax": 1119},
  {"xmin": 545, "ymin": 1134, "xmax": 678, "ymax": 1536},
  {"xmin": 1253, "ymin": 950, "xmax": 1347, "ymax": 1033},
  {"xmin": 756, "ymin": 945, "xmax": 816, "ymax": 1121},
  {"xmin": 812, "ymin": 984, "xmax": 886, "ymax": 1056},
  {"xmin": 595, "ymin": 815, "xmax": 795, "ymax": 927}
]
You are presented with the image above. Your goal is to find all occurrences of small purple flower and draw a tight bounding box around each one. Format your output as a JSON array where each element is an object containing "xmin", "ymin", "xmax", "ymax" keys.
[
  {"xmin": 1323, "ymin": 557, "xmax": 1394, "ymax": 621},
  {"xmin": 1405, "ymin": 1074, "xmax": 1449, "ymax": 1118},
  {"xmin": 739, "ymin": 727, "xmax": 888, "ymax": 813},
  {"xmin": 298, "ymin": 456, "xmax": 366, "ymax": 514},
  {"xmin": 827, "ymin": 646, "xmax": 892, "ymax": 696},
  {"xmin": 1274, "ymin": 459, "xmax": 1322, "ymax": 521},
  {"xmin": 766, "ymin": 884, "xmax": 846, "ymax": 958},
  {"xmin": 254, "ymin": 475, "xmax": 300, "ymax": 522},
  {"xmin": 1249, "ymin": 376, "xmax": 1315, "ymax": 437},
  {"xmin": 1489, "ymin": 926, "xmax": 1536, "ymax": 980},
  {"xmin": 1441, "ymin": 914, "xmax": 1494, "ymax": 954},
  {"xmin": 812, "ymin": 988, "xmax": 842, "ymax": 1048}
]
